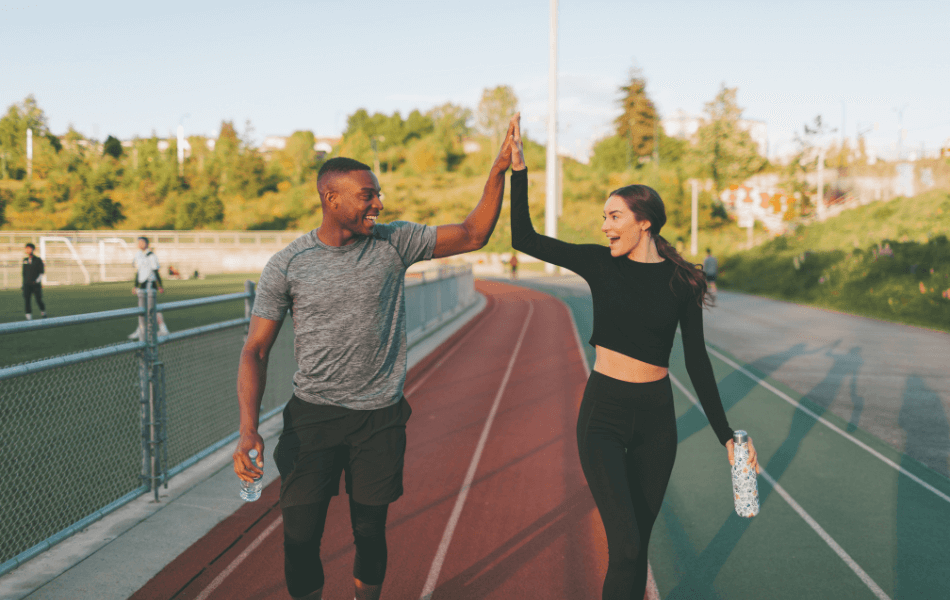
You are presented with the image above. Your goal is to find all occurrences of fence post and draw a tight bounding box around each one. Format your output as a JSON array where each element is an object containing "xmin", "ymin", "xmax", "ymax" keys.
[
  {"xmin": 138, "ymin": 284, "xmax": 167, "ymax": 501},
  {"xmin": 137, "ymin": 288, "xmax": 150, "ymax": 490},
  {"xmin": 244, "ymin": 280, "xmax": 256, "ymax": 341}
]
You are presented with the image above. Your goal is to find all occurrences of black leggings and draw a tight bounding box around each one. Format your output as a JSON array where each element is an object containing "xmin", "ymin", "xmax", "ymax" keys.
[
  {"xmin": 23, "ymin": 285, "xmax": 45, "ymax": 314},
  {"xmin": 577, "ymin": 371, "xmax": 678, "ymax": 600},
  {"xmin": 282, "ymin": 497, "xmax": 389, "ymax": 598}
]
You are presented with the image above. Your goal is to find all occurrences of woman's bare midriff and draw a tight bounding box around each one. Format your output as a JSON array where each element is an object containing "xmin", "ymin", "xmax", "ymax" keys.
[{"xmin": 593, "ymin": 345, "xmax": 668, "ymax": 383}]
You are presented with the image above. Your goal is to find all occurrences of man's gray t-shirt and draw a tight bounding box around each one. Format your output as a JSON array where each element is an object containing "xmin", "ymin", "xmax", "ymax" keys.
[
  {"xmin": 702, "ymin": 255, "xmax": 718, "ymax": 277},
  {"xmin": 252, "ymin": 222, "xmax": 437, "ymax": 410}
]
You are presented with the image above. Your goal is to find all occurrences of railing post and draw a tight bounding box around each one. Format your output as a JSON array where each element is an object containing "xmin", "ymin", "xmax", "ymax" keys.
[
  {"xmin": 244, "ymin": 280, "xmax": 256, "ymax": 341},
  {"xmin": 137, "ymin": 287, "xmax": 150, "ymax": 490},
  {"xmin": 138, "ymin": 283, "xmax": 167, "ymax": 501}
]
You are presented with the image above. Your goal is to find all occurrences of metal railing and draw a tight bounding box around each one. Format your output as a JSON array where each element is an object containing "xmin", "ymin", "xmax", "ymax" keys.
[{"xmin": 0, "ymin": 264, "xmax": 477, "ymax": 576}]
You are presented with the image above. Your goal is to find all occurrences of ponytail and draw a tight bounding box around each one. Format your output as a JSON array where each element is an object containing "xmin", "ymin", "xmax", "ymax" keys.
[
  {"xmin": 655, "ymin": 235, "xmax": 711, "ymax": 308},
  {"xmin": 610, "ymin": 184, "xmax": 712, "ymax": 308}
]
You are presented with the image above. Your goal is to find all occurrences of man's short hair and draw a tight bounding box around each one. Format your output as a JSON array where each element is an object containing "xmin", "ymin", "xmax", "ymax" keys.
[
  {"xmin": 25, "ymin": 243, "xmax": 35, "ymax": 250},
  {"xmin": 138, "ymin": 236, "xmax": 150, "ymax": 247},
  {"xmin": 317, "ymin": 157, "xmax": 372, "ymax": 184},
  {"xmin": 706, "ymin": 247, "xmax": 712, "ymax": 254}
]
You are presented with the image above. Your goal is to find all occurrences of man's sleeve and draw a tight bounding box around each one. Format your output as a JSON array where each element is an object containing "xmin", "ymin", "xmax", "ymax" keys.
[
  {"xmin": 386, "ymin": 221, "xmax": 437, "ymax": 267},
  {"xmin": 38, "ymin": 257, "xmax": 45, "ymax": 275},
  {"xmin": 252, "ymin": 255, "xmax": 292, "ymax": 322}
]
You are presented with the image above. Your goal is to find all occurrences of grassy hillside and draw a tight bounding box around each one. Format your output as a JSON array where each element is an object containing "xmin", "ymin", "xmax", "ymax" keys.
[{"xmin": 719, "ymin": 190, "xmax": 950, "ymax": 332}]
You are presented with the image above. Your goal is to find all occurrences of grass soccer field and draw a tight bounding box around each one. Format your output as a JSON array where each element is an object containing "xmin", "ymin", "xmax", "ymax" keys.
[{"xmin": 0, "ymin": 273, "xmax": 261, "ymax": 367}]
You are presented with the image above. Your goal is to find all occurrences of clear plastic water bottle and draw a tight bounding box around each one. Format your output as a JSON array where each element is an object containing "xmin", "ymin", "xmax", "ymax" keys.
[
  {"xmin": 239, "ymin": 449, "xmax": 264, "ymax": 502},
  {"xmin": 732, "ymin": 430, "xmax": 759, "ymax": 518}
]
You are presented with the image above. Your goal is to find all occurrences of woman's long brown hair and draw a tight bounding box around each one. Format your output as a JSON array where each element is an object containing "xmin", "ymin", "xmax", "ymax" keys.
[{"xmin": 609, "ymin": 184, "xmax": 711, "ymax": 308}]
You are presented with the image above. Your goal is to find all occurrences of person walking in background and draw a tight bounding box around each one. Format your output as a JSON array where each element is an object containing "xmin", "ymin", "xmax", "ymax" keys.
[
  {"xmin": 509, "ymin": 117, "xmax": 757, "ymax": 600},
  {"xmin": 130, "ymin": 236, "xmax": 170, "ymax": 339},
  {"xmin": 509, "ymin": 252, "xmax": 519, "ymax": 280},
  {"xmin": 22, "ymin": 243, "xmax": 46, "ymax": 320},
  {"xmin": 703, "ymin": 247, "xmax": 719, "ymax": 296},
  {"xmin": 233, "ymin": 115, "xmax": 519, "ymax": 600}
]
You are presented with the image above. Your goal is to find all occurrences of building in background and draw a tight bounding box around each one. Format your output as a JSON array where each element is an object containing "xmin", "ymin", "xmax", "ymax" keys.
[{"xmin": 661, "ymin": 109, "xmax": 769, "ymax": 158}]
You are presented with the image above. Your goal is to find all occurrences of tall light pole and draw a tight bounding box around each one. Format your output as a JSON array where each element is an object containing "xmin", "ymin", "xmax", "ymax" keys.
[
  {"xmin": 177, "ymin": 114, "xmax": 190, "ymax": 177},
  {"xmin": 690, "ymin": 180, "xmax": 698, "ymax": 256},
  {"xmin": 545, "ymin": 0, "xmax": 559, "ymax": 274},
  {"xmin": 26, "ymin": 128, "xmax": 33, "ymax": 180}
]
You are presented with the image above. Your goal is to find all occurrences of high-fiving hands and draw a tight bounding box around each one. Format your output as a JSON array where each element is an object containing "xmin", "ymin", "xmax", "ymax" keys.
[{"xmin": 493, "ymin": 113, "xmax": 526, "ymax": 173}]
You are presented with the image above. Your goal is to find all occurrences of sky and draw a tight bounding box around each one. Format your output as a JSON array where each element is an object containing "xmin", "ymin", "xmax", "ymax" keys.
[{"xmin": 2, "ymin": 0, "xmax": 948, "ymax": 162}]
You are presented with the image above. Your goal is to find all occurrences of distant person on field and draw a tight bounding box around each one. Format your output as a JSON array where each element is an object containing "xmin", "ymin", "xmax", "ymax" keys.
[
  {"xmin": 233, "ymin": 115, "xmax": 520, "ymax": 600},
  {"xmin": 702, "ymin": 248, "xmax": 718, "ymax": 295},
  {"xmin": 22, "ymin": 243, "xmax": 46, "ymax": 320},
  {"xmin": 509, "ymin": 252, "xmax": 519, "ymax": 280},
  {"xmin": 130, "ymin": 236, "xmax": 170, "ymax": 339}
]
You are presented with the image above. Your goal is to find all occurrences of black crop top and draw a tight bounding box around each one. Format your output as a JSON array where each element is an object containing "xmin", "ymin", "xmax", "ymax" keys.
[{"xmin": 510, "ymin": 169, "xmax": 734, "ymax": 445}]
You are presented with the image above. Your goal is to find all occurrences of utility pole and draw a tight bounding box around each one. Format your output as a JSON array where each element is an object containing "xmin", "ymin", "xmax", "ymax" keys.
[
  {"xmin": 544, "ymin": 0, "xmax": 559, "ymax": 274},
  {"xmin": 690, "ymin": 180, "xmax": 698, "ymax": 256},
  {"xmin": 816, "ymin": 146, "xmax": 826, "ymax": 221},
  {"xmin": 26, "ymin": 128, "xmax": 33, "ymax": 180},
  {"xmin": 894, "ymin": 105, "xmax": 908, "ymax": 161},
  {"xmin": 177, "ymin": 125, "xmax": 185, "ymax": 176}
]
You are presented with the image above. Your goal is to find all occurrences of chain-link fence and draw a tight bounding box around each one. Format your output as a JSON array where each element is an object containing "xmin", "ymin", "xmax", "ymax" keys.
[{"xmin": 0, "ymin": 264, "xmax": 475, "ymax": 576}]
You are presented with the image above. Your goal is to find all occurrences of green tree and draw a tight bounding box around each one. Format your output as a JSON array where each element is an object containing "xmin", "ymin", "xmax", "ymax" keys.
[
  {"xmin": 0, "ymin": 95, "xmax": 51, "ymax": 179},
  {"xmin": 694, "ymin": 85, "xmax": 767, "ymax": 193},
  {"xmin": 103, "ymin": 135, "xmax": 123, "ymax": 159},
  {"xmin": 280, "ymin": 130, "xmax": 317, "ymax": 184},
  {"xmin": 477, "ymin": 85, "xmax": 518, "ymax": 147},
  {"xmin": 590, "ymin": 135, "xmax": 629, "ymax": 173},
  {"xmin": 615, "ymin": 68, "xmax": 658, "ymax": 165}
]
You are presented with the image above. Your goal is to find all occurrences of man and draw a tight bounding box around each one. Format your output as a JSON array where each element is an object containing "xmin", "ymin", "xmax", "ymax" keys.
[
  {"xmin": 233, "ymin": 114, "xmax": 520, "ymax": 600},
  {"xmin": 22, "ymin": 243, "xmax": 46, "ymax": 320},
  {"xmin": 130, "ymin": 236, "xmax": 170, "ymax": 339},
  {"xmin": 702, "ymin": 247, "xmax": 718, "ymax": 296}
]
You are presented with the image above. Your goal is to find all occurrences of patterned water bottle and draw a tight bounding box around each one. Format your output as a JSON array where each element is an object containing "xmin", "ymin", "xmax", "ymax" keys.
[
  {"xmin": 239, "ymin": 449, "xmax": 264, "ymax": 502},
  {"xmin": 732, "ymin": 430, "xmax": 759, "ymax": 518}
]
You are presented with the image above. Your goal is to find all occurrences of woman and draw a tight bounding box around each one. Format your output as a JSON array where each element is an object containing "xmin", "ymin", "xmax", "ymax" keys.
[{"xmin": 507, "ymin": 120, "xmax": 758, "ymax": 599}]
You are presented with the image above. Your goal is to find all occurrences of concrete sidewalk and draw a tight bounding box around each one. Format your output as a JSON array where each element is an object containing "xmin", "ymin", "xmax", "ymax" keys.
[{"xmin": 0, "ymin": 294, "xmax": 487, "ymax": 600}]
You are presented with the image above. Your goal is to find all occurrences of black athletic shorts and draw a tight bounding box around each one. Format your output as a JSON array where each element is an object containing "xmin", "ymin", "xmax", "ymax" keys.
[
  {"xmin": 706, "ymin": 273, "xmax": 717, "ymax": 283},
  {"xmin": 274, "ymin": 395, "xmax": 412, "ymax": 508}
]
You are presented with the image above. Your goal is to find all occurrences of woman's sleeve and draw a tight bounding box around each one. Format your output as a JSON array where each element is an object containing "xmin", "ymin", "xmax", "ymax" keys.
[
  {"xmin": 680, "ymin": 298, "xmax": 734, "ymax": 446},
  {"xmin": 510, "ymin": 168, "xmax": 597, "ymax": 275}
]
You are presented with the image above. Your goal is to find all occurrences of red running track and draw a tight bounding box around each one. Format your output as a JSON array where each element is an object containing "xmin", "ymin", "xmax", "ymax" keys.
[{"xmin": 131, "ymin": 281, "xmax": 626, "ymax": 600}]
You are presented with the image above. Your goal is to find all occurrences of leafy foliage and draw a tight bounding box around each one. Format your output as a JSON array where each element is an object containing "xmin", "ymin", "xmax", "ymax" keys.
[
  {"xmin": 694, "ymin": 85, "xmax": 767, "ymax": 193},
  {"xmin": 615, "ymin": 68, "xmax": 658, "ymax": 162}
]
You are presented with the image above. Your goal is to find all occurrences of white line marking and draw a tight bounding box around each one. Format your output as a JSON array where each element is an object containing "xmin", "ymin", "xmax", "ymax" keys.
[
  {"xmin": 195, "ymin": 515, "xmax": 283, "ymax": 600},
  {"xmin": 406, "ymin": 299, "xmax": 496, "ymax": 397},
  {"xmin": 704, "ymin": 345, "xmax": 950, "ymax": 505},
  {"xmin": 420, "ymin": 302, "xmax": 535, "ymax": 600},
  {"xmin": 759, "ymin": 470, "xmax": 891, "ymax": 600},
  {"xmin": 553, "ymin": 295, "xmax": 659, "ymax": 600},
  {"xmin": 670, "ymin": 375, "xmax": 892, "ymax": 600}
]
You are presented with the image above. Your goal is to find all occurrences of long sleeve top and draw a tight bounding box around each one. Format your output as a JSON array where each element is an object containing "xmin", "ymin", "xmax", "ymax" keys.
[
  {"xmin": 22, "ymin": 255, "xmax": 44, "ymax": 286},
  {"xmin": 510, "ymin": 168, "xmax": 734, "ymax": 445}
]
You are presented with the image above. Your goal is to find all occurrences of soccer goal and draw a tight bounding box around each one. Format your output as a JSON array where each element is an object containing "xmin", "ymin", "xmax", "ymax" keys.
[
  {"xmin": 39, "ymin": 236, "xmax": 91, "ymax": 285},
  {"xmin": 97, "ymin": 237, "xmax": 134, "ymax": 282}
]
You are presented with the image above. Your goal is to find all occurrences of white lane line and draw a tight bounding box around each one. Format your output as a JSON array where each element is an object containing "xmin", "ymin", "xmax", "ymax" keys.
[
  {"xmin": 406, "ymin": 298, "xmax": 496, "ymax": 397},
  {"xmin": 420, "ymin": 302, "xmax": 535, "ymax": 600},
  {"xmin": 670, "ymin": 375, "xmax": 892, "ymax": 600},
  {"xmin": 195, "ymin": 515, "xmax": 283, "ymax": 600},
  {"xmin": 704, "ymin": 345, "xmax": 950, "ymax": 505},
  {"xmin": 759, "ymin": 470, "xmax": 891, "ymax": 600},
  {"xmin": 555, "ymin": 296, "xmax": 659, "ymax": 600}
]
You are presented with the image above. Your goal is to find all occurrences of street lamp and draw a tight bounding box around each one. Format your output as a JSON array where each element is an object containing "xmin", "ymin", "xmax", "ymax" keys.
[{"xmin": 370, "ymin": 135, "xmax": 385, "ymax": 175}]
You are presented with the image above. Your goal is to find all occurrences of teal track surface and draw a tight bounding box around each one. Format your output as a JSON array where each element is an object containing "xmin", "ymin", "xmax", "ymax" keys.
[{"xmin": 508, "ymin": 277, "xmax": 950, "ymax": 600}]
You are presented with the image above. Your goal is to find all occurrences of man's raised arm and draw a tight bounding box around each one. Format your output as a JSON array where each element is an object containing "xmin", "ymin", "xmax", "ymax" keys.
[
  {"xmin": 233, "ymin": 315, "xmax": 283, "ymax": 480},
  {"xmin": 432, "ymin": 113, "xmax": 519, "ymax": 258}
]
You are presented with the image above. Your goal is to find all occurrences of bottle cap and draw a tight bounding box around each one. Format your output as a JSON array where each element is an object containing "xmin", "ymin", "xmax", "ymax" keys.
[
  {"xmin": 733, "ymin": 430, "xmax": 748, "ymax": 443},
  {"xmin": 248, "ymin": 449, "xmax": 259, "ymax": 459}
]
